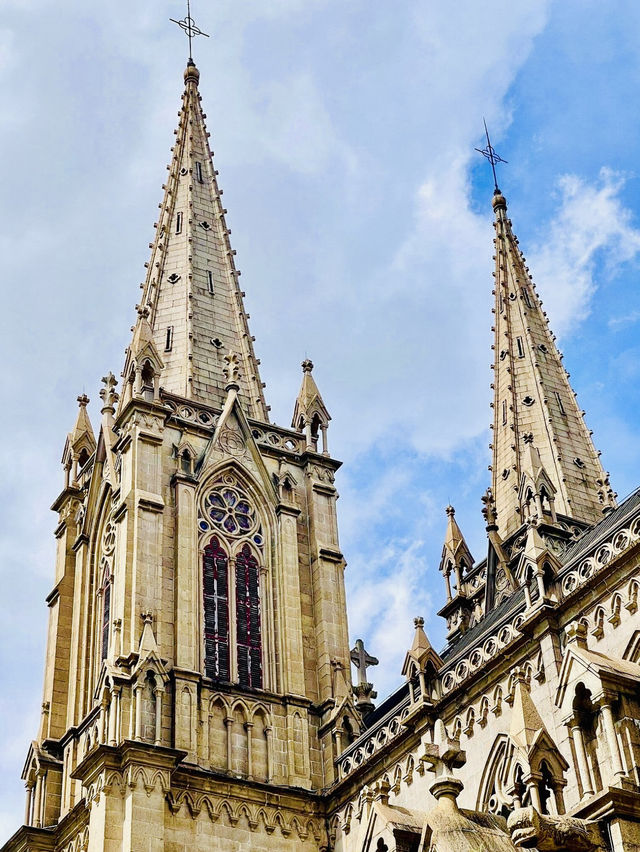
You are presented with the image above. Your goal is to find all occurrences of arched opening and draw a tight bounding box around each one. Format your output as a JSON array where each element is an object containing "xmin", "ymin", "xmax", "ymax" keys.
[
  {"xmin": 181, "ymin": 449, "xmax": 192, "ymax": 475},
  {"xmin": 141, "ymin": 360, "xmax": 155, "ymax": 401},
  {"xmin": 573, "ymin": 682, "xmax": 603, "ymax": 793},
  {"xmin": 540, "ymin": 486, "xmax": 552, "ymax": 516},
  {"xmin": 512, "ymin": 764, "xmax": 528, "ymax": 808},
  {"xmin": 78, "ymin": 448, "xmax": 90, "ymax": 470},
  {"xmin": 524, "ymin": 488, "xmax": 535, "ymax": 519},
  {"xmin": 101, "ymin": 566, "xmax": 111, "ymax": 661},
  {"xmin": 235, "ymin": 544, "xmax": 262, "ymax": 689},
  {"xmin": 537, "ymin": 760, "xmax": 555, "ymax": 815},
  {"xmin": 203, "ymin": 537, "xmax": 230, "ymax": 682},
  {"xmin": 343, "ymin": 716, "xmax": 358, "ymax": 746},
  {"xmin": 310, "ymin": 413, "xmax": 321, "ymax": 451}
]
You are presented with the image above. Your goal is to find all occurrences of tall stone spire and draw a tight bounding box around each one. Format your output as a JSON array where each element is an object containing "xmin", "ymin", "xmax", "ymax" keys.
[
  {"xmin": 489, "ymin": 189, "xmax": 614, "ymax": 540},
  {"xmin": 123, "ymin": 61, "xmax": 268, "ymax": 420}
]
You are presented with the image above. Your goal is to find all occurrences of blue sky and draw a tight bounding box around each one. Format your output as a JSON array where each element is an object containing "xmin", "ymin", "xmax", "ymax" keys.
[{"xmin": 2, "ymin": 0, "xmax": 640, "ymax": 837}]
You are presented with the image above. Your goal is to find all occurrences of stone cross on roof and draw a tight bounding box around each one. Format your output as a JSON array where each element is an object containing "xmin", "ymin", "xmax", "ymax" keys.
[
  {"xmin": 423, "ymin": 719, "xmax": 466, "ymax": 802},
  {"xmin": 350, "ymin": 639, "xmax": 378, "ymax": 688}
]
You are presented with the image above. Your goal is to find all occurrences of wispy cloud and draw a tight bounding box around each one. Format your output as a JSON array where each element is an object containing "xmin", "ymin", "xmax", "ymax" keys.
[
  {"xmin": 530, "ymin": 168, "xmax": 640, "ymax": 337},
  {"xmin": 608, "ymin": 309, "xmax": 640, "ymax": 330}
]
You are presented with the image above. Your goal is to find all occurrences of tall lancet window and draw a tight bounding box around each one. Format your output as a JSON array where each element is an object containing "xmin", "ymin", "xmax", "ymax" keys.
[
  {"xmin": 101, "ymin": 565, "xmax": 111, "ymax": 661},
  {"xmin": 235, "ymin": 544, "xmax": 262, "ymax": 688},
  {"xmin": 199, "ymin": 474, "xmax": 265, "ymax": 689},
  {"xmin": 99, "ymin": 516, "xmax": 116, "ymax": 663},
  {"xmin": 203, "ymin": 537, "xmax": 230, "ymax": 681}
]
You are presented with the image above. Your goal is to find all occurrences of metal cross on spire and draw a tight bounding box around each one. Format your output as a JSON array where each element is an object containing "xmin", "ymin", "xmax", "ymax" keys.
[
  {"xmin": 170, "ymin": 0, "xmax": 209, "ymax": 62},
  {"xmin": 475, "ymin": 119, "xmax": 507, "ymax": 191}
]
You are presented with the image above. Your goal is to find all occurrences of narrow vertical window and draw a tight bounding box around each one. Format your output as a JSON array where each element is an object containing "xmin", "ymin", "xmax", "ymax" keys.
[
  {"xmin": 521, "ymin": 287, "xmax": 532, "ymax": 308},
  {"xmin": 502, "ymin": 400, "xmax": 507, "ymax": 425},
  {"xmin": 207, "ymin": 270, "xmax": 214, "ymax": 294},
  {"xmin": 165, "ymin": 326, "xmax": 173, "ymax": 352},
  {"xmin": 203, "ymin": 538, "xmax": 230, "ymax": 681},
  {"xmin": 516, "ymin": 336, "xmax": 525, "ymax": 358},
  {"xmin": 499, "ymin": 294, "xmax": 504, "ymax": 313},
  {"xmin": 235, "ymin": 544, "xmax": 262, "ymax": 689},
  {"xmin": 555, "ymin": 391, "xmax": 566, "ymax": 416},
  {"xmin": 176, "ymin": 211, "xmax": 183, "ymax": 234},
  {"xmin": 196, "ymin": 161, "xmax": 203, "ymax": 183},
  {"xmin": 101, "ymin": 577, "xmax": 111, "ymax": 661}
]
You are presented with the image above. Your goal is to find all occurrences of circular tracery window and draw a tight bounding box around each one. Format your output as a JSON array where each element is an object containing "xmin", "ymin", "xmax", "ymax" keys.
[{"xmin": 198, "ymin": 476, "xmax": 263, "ymax": 547}]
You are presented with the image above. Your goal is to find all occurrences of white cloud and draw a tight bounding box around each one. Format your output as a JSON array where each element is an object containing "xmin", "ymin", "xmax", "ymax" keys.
[
  {"xmin": 347, "ymin": 536, "xmax": 434, "ymax": 699},
  {"xmin": 530, "ymin": 168, "xmax": 640, "ymax": 337}
]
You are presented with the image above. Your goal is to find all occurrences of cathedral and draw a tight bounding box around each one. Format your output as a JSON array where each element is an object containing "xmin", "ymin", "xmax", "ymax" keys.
[{"xmin": 4, "ymin": 44, "xmax": 640, "ymax": 852}]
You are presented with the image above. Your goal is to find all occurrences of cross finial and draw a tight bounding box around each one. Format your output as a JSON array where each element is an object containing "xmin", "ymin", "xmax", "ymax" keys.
[
  {"xmin": 223, "ymin": 351, "xmax": 241, "ymax": 389},
  {"xmin": 350, "ymin": 638, "xmax": 379, "ymax": 688},
  {"xmin": 77, "ymin": 393, "xmax": 90, "ymax": 408},
  {"xmin": 475, "ymin": 119, "xmax": 507, "ymax": 192},
  {"xmin": 170, "ymin": 0, "xmax": 209, "ymax": 63},
  {"xmin": 100, "ymin": 372, "xmax": 119, "ymax": 413}
]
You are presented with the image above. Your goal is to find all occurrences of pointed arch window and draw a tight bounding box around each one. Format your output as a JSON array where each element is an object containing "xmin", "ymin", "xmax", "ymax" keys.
[
  {"xmin": 203, "ymin": 537, "xmax": 230, "ymax": 681},
  {"xmin": 101, "ymin": 566, "xmax": 111, "ymax": 661},
  {"xmin": 235, "ymin": 544, "xmax": 262, "ymax": 688},
  {"xmin": 200, "ymin": 475, "xmax": 265, "ymax": 690}
]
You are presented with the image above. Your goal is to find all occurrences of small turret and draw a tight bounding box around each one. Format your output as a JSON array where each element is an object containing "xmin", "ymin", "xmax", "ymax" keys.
[
  {"xmin": 437, "ymin": 507, "xmax": 476, "ymax": 640},
  {"xmin": 61, "ymin": 394, "xmax": 96, "ymax": 489},
  {"xmin": 120, "ymin": 304, "xmax": 164, "ymax": 408},
  {"xmin": 291, "ymin": 359, "xmax": 331, "ymax": 454},
  {"xmin": 402, "ymin": 617, "xmax": 443, "ymax": 708}
]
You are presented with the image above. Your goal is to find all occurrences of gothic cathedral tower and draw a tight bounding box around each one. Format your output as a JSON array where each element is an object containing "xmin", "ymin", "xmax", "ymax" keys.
[{"xmin": 4, "ymin": 59, "xmax": 360, "ymax": 852}]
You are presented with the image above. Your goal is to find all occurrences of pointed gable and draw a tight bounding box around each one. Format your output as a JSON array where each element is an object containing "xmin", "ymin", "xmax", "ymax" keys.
[
  {"xmin": 439, "ymin": 505, "xmax": 474, "ymax": 578},
  {"xmin": 402, "ymin": 617, "xmax": 443, "ymax": 678},
  {"xmin": 292, "ymin": 359, "xmax": 331, "ymax": 429}
]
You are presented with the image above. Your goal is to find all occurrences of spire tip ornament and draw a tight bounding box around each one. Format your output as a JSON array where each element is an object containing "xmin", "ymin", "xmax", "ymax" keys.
[
  {"xmin": 475, "ymin": 119, "xmax": 507, "ymax": 193},
  {"xmin": 170, "ymin": 0, "xmax": 209, "ymax": 65}
]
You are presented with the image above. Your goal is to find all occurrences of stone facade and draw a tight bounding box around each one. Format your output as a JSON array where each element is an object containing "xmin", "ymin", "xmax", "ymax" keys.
[{"xmin": 4, "ymin": 58, "xmax": 640, "ymax": 852}]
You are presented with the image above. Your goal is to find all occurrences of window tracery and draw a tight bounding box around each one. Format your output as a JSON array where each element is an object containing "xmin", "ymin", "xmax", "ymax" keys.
[
  {"xmin": 199, "ymin": 474, "xmax": 264, "ymax": 690},
  {"xmin": 97, "ymin": 509, "xmax": 116, "ymax": 665}
]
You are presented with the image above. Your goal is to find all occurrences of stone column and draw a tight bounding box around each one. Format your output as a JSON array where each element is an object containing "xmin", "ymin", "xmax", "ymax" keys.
[
  {"xmin": 33, "ymin": 772, "xmax": 43, "ymax": 828},
  {"xmin": 245, "ymin": 722, "xmax": 254, "ymax": 780},
  {"xmin": 334, "ymin": 727, "xmax": 343, "ymax": 758},
  {"xmin": 535, "ymin": 568, "xmax": 546, "ymax": 601},
  {"xmin": 320, "ymin": 424, "xmax": 329, "ymax": 456},
  {"xmin": 108, "ymin": 687, "xmax": 120, "ymax": 746},
  {"xmin": 24, "ymin": 781, "xmax": 34, "ymax": 826},
  {"xmin": 600, "ymin": 698, "xmax": 625, "ymax": 780},
  {"xmin": 526, "ymin": 777, "xmax": 542, "ymax": 811},
  {"xmin": 443, "ymin": 567, "xmax": 453, "ymax": 601},
  {"xmin": 418, "ymin": 670, "xmax": 427, "ymax": 700},
  {"xmin": 100, "ymin": 694, "xmax": 109, "ymax": 744},
  {"xmin": 134, "ymin": 684, "xmax": 144, "ymax": 741},
  {"xmin": 265, "ymin": 727, "xmax": 272, "ymax": 782},
  {"xmin": 154, "ymin": 687, "xmax": 164, "ymax": 746},
  {"xmin": 225, "ymin": 716, "xmax": 233, "ymax": 772},
  {"xmin": 570, "ymin": 721, "xmax": 594, "ymax": 797}
]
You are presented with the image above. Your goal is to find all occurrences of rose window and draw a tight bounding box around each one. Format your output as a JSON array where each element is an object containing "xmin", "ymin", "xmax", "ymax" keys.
[{"xmin": 198, "ymin": 477, "xmax": 263, "ymax": 547}]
